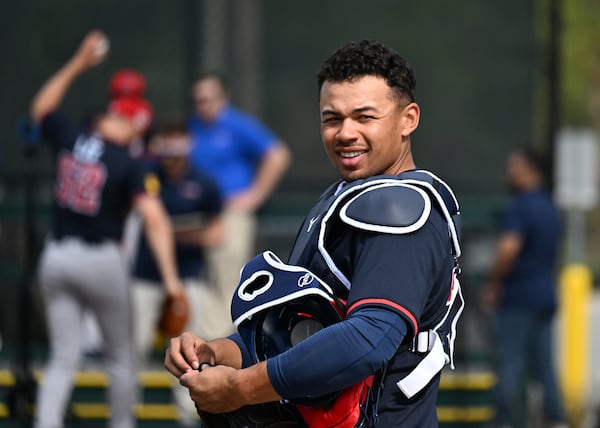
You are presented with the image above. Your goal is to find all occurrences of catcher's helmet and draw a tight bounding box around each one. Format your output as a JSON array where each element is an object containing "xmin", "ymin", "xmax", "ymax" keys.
[
  {"xmin": 253, "ymin": 292, "xmax": 344, "ymax": 362},
  {"xmin": 231, "ymin": 251, "xmax": 344, "ymax": 406}
]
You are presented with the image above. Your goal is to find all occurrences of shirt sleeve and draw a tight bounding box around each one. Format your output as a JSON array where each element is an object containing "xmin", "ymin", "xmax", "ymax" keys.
[
  {"xmin": 40, "ymin": 112, "xmax": 80, "ymax": 151},
  {"xmin": 266, "ymin": 307, "xmax": 408, "ymax": 400},
  {"xmin": 227, "ymin": 333, "xmax": 255, "ymax": 368},
  {"xmin": 131, "ymin": 158, "xmax": 160, "ymax": 199},
  {"xmin": 502, "ymin": 198, "xmax": 527, "ymax": 235},
  {"xmin": 233, "ymin": 112, "xmax": 279, "ymax": 159},
  {"xmin": 343, "ymin": 223, "xmax": 447, "ymax": 335}
]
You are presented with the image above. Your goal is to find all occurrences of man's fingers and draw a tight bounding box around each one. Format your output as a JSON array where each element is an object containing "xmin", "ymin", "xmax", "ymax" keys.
[
  {"xmin": 164, "ymin": 335, "xmax": 194, "ymax": 376},
  {"xmin": 180, "ymin": 332, "xmax": 201, "ymax": 370},
  {"xmin": 179, "ymin": 370, "xmax": 196, "ymax": 388},
  {"xmin": 164, "ymin": 332, "xmax": 215, "ymax": 379},
  {"xmin": 196, "ymin": 343, "xmax": 216, "ymax": 367},
  {"xmin": 164, "ymin": 340, "xmax": 184, "ymax": 377}
]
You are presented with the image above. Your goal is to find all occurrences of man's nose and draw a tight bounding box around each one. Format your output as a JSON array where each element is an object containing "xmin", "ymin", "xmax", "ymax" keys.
[{"xmin": 336, "ymin": 118, "xmax": 359, "ymax": 142}]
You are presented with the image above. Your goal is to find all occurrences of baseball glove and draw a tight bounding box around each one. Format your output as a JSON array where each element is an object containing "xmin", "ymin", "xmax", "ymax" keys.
[{"xmin": 157, "ymin": 292, "xmax": 190, "ymax": 337}]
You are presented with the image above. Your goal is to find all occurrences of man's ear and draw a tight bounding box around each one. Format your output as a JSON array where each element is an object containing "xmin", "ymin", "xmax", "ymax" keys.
[{"xmin": 400, "ymin": 102, "xmax": 420, "ymax": 137}]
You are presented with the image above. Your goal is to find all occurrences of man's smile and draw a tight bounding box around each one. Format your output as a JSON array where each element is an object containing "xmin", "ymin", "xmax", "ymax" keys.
[{"xmin": 339, "ymin": 150, "xmax": 366, "ymax": 158}]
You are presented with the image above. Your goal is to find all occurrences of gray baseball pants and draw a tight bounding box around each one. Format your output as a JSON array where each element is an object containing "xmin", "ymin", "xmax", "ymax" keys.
[{"xmin": 34, "ymin": 237, "xmax": 136, "ymax": 428}]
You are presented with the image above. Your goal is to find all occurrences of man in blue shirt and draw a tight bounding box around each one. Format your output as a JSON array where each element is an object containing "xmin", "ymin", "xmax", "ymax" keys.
[
  {"xmin": 482, "ymin": 148, "xmax": 566, "ymax": 428},
  {"xmin": 188, "ymin": 73, "xmax": 291, "ymax": 336}
]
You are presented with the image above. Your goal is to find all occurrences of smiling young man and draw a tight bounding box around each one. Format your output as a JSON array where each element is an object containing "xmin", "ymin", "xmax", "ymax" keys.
[
  {"xmin": 319, "ymin": 73, "xmax": 418, "ymax": 182},
  {"xmin": 165, "ymin": 40, "xmax": 463, "ymax": 427}
]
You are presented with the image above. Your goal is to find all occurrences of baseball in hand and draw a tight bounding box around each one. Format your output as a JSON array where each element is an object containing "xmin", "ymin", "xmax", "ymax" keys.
[{"xmin": 94, "ymin": 35, "xmax": 110, "ymax": 59}]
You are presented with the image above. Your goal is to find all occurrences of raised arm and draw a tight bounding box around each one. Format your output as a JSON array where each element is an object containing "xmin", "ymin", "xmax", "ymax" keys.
[{"xmin": 30, "ymin": 30, "xmax": 109, "ymax": 124}]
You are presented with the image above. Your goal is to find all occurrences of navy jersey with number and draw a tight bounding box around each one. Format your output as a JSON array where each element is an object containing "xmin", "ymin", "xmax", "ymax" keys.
[{"xmin": 41, "ymin": 112, "xmax": 149, "ymax": 242}]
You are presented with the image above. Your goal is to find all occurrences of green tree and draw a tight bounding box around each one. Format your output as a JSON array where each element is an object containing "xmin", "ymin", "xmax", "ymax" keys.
[{"xmin": 562, "ymin": 0, "xmax": 600, "ymax": 127}]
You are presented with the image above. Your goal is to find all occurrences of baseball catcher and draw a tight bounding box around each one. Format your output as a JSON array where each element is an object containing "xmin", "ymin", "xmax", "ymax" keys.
[{"xmin": 165, "ymin": 40, "xmax": 464, "ymax": 428}]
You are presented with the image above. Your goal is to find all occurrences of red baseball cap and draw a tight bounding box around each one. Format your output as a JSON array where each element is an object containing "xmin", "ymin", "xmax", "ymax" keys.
[
  {"xmin": 109, "ymin": 69, "xmax": 146, "ymax": 99},
  {"xmin": 108, "ymin": 97, "xmax": 153, "ymax": 133}
]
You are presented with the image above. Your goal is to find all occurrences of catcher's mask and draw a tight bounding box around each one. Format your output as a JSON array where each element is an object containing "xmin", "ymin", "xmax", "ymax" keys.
[{"xmin": 231, "ymin": 251, "xmax": 344, "ymax": 406}]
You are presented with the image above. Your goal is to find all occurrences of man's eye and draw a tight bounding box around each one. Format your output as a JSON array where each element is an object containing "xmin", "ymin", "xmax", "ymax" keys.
[
  {"xmin": 358, "ymin": 115, "xmax": 374, "ymax": 120},
  {"xmin": 322, "ymin": 117, "xmax": 340, "ymax": 124}
]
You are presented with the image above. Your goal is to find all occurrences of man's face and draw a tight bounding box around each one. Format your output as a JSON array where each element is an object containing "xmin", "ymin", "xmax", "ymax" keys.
[
  {"xmin": 97, "ymin": 113, "xmax": 139, "ymax": 144},
  {"xmin": 506, "ymin": 152, "xmax": 529, "ymax": 193},
  {"xmin": 319, "ymin": 75, "xmax": 414, "ymax": 182},
  {"xmin": 153, "ymin": 133, "xmax": 191, "ymax": 179},
  {"xmin": 192, "ymin": 77, "xmax": 226, "ymax": 123}
]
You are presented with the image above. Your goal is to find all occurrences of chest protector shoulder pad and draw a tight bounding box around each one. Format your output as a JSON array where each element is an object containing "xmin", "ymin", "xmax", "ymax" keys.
[{"xmin": 339, "ymin": 182, "xmax": 431, "ymax": 234}]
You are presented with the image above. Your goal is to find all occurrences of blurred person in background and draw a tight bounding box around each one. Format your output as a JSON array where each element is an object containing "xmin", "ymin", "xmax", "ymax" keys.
[
  {"xmin": 188, "ymin": 72, "xmax": 291, "ymax": 336},
  {"xmin": 29, "ymin": 30, "xmax": 184, "ymax": 428},
  {"xmin": 481, "ymin": 147, "xmax": 567, "ymax": 428},
  {"xmin": 81, "ymin": 67, "xmax": 154, "ymax": 360},
  {"xmin": 131, "ymin": 121, "xmax": 224, "ymax": 427}
]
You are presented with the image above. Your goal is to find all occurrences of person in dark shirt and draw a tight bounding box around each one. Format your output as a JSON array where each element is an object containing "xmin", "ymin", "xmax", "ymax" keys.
[
  {"xmin": 481, "ymin": 147, "xmax": 567, "ymax": 428},
  {"xmin": 29, "ymin": 30, "xmax": 184, "ymax": 428},
  {"xmin": 131, "ymin": 122, "xmax": 224, "ymax": 426}
]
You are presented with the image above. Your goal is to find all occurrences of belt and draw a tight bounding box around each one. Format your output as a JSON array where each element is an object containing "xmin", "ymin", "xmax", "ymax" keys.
[{"xmin": 52, "ymin": 233, "xmax": 110, "ymax": 245}]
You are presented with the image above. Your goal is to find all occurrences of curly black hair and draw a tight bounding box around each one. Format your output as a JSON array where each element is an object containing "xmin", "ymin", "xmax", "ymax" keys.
[{"xmin": 317, "ymin": 40, "xmax": 416, "ymax": 103}]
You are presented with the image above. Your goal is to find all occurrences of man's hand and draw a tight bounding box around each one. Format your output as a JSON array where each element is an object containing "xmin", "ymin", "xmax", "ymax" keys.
[
  {"xmin": 480, "ymin": 281, "xmax": 500, "ymax": 313},
  {"xmin": 164, "ymin": 332, "xmax": 216, "ymax": 378},
  {"xmin": 227, "ymin": 188, "xmax": 263, "ymax": 213},
  {"xmin": 166, "ymin": 334, "xmax": 243, "ymax": 377},
  {"xmin": 71, "ymin": 30, "xmax": 110, "ymax": 71},
  {"xmin": 180, "ymin": 365, "xmax": 247, "ymax": 413},
  {"xmin": 163, "ymin": 278, "xmax": 186, "ymax": 298},
  {"xmin": 179, "ymin": 361, "xmax": 282, "ymax": 414}
]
